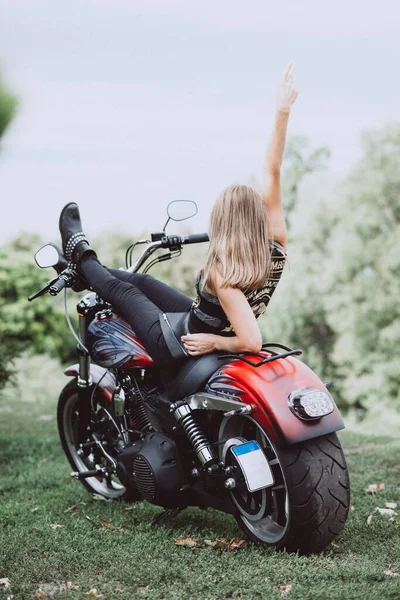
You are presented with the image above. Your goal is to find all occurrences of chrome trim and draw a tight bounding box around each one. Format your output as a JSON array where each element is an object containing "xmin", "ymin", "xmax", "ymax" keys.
[
  {"xmin": 172, "ymin": 403, "xmax": 191, "ymax": 420},
  {"xmin": 126, "ymin": 241, "xmax": 163, "ymax": 273},
  {"xmin": 223, "ymin": 405, "xmax": 252, "ymax": 418},
  {"xmin": 186, "ymin": 392, "xmax": 246, "ymax": 413},
  {"xmin": 224, "ymin": 477, "xmax": 236, "ymax": 489},
  {"xmin": 92, "ymin": 433, "xmax": 117, "ymax": 469},
  {"xmin": 77, "ymin": 355, "xmax": 92, "ymax": 387},
  {"xmin": 77, "ymin": 375, "xmax": 93, "ymax": 388},
  {"xmin": 113, "ymin": 386, "xmax": 125, "ymax": 417},
  {"xmin": 78, "ymin": 311, "xmax": 88, "ymax": 344},
  {"xmin": 172, "ymin": 402, "xmax": 217, "ymax": 466},
  {"xmin": 197, "ymin": 447, "xmax": 216, "ymax": 466}
]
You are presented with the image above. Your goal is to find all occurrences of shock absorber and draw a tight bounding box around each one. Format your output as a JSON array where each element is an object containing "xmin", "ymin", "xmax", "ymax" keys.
[{"xmin": 171, "ymin": 402, "xmax": 216, "ymax": 466}]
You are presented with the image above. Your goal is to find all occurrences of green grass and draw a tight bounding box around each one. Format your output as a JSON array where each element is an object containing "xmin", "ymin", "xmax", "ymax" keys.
[{"xmin": 1, "ymin": 371, "xmax": 400, "ymax": 600}]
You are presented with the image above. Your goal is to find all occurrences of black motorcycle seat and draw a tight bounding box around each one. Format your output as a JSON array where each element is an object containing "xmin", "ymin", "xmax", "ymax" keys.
[{"xmin": 165, "ymin": 352, "xmax": 234, "ymax": 401}]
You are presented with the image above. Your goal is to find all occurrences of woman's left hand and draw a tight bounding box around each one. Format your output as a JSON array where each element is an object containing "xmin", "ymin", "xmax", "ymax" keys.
[{"xmin": 181, "ymin": 333, "xmax": 217, "ymax": 356}]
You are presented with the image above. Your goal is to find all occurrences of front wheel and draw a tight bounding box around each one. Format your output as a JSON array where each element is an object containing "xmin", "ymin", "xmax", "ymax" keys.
[
  {"xmin": 219, "ymin": 416, "xmax": 350, "ymax": 554},
  {"xmin": 57, "ymin": 379, "xmax": 140, "ymax": 501}
]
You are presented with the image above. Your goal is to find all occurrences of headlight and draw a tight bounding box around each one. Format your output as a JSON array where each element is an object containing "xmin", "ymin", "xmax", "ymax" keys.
[{"xmin": 288, "ymin": 388, "xmax": 335, "ymax": 420}]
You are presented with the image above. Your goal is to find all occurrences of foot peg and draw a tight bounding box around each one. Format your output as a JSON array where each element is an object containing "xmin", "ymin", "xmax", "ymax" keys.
[{"xmin": 71, "ymin": 467, "xmax": 109, "ymax": 480}]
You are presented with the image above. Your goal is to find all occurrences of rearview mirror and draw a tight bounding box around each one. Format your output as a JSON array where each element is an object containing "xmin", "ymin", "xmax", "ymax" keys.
[
  {"xmin": 35, "ymin": 244, "xmax": 59, "ymax": 268},
  {"xmin": 167, "ymin": 200, "xmax": 198, "ymax": 222}
]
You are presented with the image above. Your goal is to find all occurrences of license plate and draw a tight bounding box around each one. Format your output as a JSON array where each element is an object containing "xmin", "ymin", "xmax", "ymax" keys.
[{"xmin": 231, "ymin": 441, "xmax": 274, "ymax": 492}]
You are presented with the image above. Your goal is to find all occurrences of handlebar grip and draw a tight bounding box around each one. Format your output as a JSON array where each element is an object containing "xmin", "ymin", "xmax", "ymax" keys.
[
  {"xmin": 49, "ymin": 276, "xmax": 67, "ymax": 295},
  {"xmin": 182, "ymin": 233, "xmax": 209, "ymax": 244}
]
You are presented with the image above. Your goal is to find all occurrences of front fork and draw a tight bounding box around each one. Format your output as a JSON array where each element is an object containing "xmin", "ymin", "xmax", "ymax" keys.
[
  {"xmin": 76, "ymin": 301, "xmax": 93, "ymax": 443},
  {"xmin": 75, "ymin": 297, "xmax": 129, "ymax": 446}
]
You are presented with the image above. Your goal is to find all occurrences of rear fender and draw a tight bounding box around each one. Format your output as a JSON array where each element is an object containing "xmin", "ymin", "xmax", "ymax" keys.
[
  {"xmin": 64, "ymin": 364, "xmax": 116, "ymax": 403},
  {"xmin": 216, "ymin": 356, "xmax": 345, "ymax": 446}
]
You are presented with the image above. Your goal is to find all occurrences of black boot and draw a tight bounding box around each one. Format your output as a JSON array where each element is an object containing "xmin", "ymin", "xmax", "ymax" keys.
[{"xmin": 59, "ymin": 202, "xmax": 95, "ymax": 267}]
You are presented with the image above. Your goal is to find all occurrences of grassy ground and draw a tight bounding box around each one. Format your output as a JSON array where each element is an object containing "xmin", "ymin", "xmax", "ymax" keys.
[{"xmin": 1, "ymin": 364, "xmax": 400, "ymax": 600}]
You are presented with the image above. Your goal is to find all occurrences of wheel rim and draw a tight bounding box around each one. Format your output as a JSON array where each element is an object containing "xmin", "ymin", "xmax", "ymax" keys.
[
  {"xmin": 219, "ymin": 416, "xmax": 290, "ymax": 544},
  {"xmin": 63, "ymin": 392, "xmax": 125, "ymax": 498}
]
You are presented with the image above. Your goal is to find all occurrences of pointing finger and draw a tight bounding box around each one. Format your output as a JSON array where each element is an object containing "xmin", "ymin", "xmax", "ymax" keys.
[{"xmin": 282, "ymin": 62, "xmax": 293, "ymax": 80}]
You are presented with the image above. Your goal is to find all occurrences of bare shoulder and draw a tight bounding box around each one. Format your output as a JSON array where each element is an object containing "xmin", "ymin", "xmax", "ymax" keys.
[{"xmin": 214, "ymin": 280, "xmax": 247, "ymax": 307}]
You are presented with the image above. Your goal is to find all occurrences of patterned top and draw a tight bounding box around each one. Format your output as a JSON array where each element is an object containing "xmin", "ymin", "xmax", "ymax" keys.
[{"xmin": 188, "ymin": 240, "xmax": 286, "ymax": 336}]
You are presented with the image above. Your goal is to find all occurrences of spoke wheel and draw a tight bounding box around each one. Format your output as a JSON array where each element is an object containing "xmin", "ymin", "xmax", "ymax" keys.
[{"xmin": 58, "ymin": 380, "xmax": 129, "ymax": 499}]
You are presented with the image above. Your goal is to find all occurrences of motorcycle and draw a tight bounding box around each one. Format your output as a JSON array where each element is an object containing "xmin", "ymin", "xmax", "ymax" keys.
[{"xmin": 29, "ymin": 200, "xmax": 350, "ymax": 554}]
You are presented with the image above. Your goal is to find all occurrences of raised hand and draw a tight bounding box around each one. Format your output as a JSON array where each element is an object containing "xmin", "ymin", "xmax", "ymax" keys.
[{"xmin": 276, "ymin": 62, "xmax": 299, "ymax": 113}]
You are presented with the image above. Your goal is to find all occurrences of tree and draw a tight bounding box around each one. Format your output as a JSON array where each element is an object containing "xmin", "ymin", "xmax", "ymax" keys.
[
  {"xmin": 325, "ymin": 124, "xmax": 400, "ymax": 410},
  {"xmin": 257, "ymin": 137, "xmax": 346, "ymax": 400},
  {"xmin": 0, "ymin": 71, "xmax": 17, "ymax": 141},
  {"xmin": 281, "ymin": 136, "xmax": 331, "ymax": 231},
  {"xmin": 0, "ymin": 71, "xmax": 19, "ymax": 388},
  {"xmin": 263, "ymin": 124, "xmax": 400, "ymax": 413}
]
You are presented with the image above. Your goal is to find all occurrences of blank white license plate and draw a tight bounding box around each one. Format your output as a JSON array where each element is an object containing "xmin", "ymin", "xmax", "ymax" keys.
[{"xmin": 231, "ymin": 441, "xmax": 274, "ymax": 492}]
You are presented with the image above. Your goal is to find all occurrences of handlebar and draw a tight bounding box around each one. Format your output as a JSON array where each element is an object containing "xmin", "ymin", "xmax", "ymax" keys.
[
  {"xmin": 49, "ymin": 276, "xmax": 67, "ymax": 295},
  {"xmin": 127, "ymin": 232, "xmax": 209, "ymax": 272},
  {"xmin": 30, "ymin": 232, "xmax": 210, "ymax": 296},
  {"xmin": 28, "ymin": 269, "xmax": 76, "ymax": 301},
  {"xmin": 181, "ymin": 233, "xmax": 209, "ymax": 245},
  {"xmin": 160, "ymin": 233, "xmax": 209, "ymax": 249}
]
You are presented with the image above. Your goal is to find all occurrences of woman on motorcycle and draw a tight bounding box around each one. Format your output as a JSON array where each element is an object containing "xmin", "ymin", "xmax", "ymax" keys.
[{"xmin": 59, "ymin": 63, "xmax": 298, "ymax": 366}]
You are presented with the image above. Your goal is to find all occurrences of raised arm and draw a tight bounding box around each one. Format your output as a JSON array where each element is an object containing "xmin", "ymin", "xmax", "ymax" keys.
[{"xmin": 262, "ymin": 63, "xmax": 298, "ymax": 249}]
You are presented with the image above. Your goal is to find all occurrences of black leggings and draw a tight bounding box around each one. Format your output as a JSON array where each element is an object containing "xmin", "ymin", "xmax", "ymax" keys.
[{"xmin": 81, "ymin": 254, "xmax": 193, "ymax": 366}]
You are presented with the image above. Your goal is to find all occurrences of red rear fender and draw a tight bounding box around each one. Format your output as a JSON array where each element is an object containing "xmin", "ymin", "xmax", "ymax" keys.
[
  {"xmin": 64, "ymin": 364, "xmax": 115, "ymax": 403},
  {"xmin": 218, "ymin": 355, "xmax": 345, "ymax": 446}
]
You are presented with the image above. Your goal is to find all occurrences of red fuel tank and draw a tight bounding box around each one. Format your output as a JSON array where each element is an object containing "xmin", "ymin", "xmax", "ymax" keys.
[{"xmin": 87, "ymin": 312, "xmax": 154, "ymax": 369}]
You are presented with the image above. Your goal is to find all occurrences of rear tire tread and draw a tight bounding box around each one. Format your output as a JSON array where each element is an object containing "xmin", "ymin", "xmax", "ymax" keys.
[
  {"xmin": 293, "ymin": 466, "xmax": 310, "ymax": 487},
  {"xmin": 316, "ymin": 443, "xmax": 347, "ymax": 470},
  {"xmin": 291, "ymin": 469, "xmax": 324, "ymax": 509},
  {"xmin": 328, "ymin": 487, "xmax": 348, "ymax": 509},
  {"xmin": 278, "ymin": 433, "xmax": 350, "ymax": 553}
]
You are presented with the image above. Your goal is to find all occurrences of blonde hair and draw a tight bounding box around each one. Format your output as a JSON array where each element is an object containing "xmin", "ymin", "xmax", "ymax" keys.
[{"xmin": 202, "ymin": 184, "xmax": 271, "ymax": 293}]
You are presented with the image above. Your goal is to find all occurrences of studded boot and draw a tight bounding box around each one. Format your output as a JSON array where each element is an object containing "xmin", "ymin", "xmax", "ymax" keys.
[{"xmin": 59, "ymin": 202, "xmax": 95, "ymax": 268}]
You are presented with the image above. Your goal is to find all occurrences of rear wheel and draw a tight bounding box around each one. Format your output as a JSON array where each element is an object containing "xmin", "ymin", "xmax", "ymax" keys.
[
  {"xmin": 57, "ymin": 379, "xmax": 140, "ymax": 500},
  {"xmin": 219, "ymin": 416, "xmax": 350, "ymax": 554}
]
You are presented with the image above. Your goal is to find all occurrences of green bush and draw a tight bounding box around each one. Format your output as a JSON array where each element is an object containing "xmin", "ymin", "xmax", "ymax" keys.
[
  {"xmin": 0, "ymin": 70, "xmax": 17, "ymax": 140},
  {"xmin": 0, "ymin": 235, "xmax": 76, "ymax": 389}
]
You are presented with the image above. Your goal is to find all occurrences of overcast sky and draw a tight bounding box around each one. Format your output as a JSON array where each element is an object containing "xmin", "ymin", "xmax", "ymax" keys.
[{"xmin": 0, "ymin": 0, "xmax": 399, "ymax": 246}]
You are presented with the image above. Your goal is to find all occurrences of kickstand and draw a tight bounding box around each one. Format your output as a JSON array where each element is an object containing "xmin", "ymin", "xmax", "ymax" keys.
[{"xmin": 151, "ymin": 507, "xmax": 183, "ymax": 527}]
